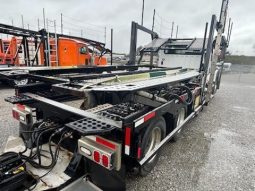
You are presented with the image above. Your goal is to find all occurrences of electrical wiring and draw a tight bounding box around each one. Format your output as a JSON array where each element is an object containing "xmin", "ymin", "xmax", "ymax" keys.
[{"xmin": 38, "ymin": 131, "xmax": 72, "ymax": 179}]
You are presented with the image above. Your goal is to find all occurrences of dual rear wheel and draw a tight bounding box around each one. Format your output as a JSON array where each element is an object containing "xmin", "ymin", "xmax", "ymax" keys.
[{"xmin": 139, "ymin": 108, "xmax": 186, "ymax": 176}]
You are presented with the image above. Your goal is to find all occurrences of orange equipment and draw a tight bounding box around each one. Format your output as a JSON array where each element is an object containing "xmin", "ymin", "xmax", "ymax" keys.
[
  {"xmin": 40, "ymin": 38, "xmax": 107, "ymax": 67},
  {"xmin": 1, "ymin": 37, "xmax": 107, "ymax": 67},
  {"xmin": 0, "ymin": 37, "xmax": 19, "ymax": 65}
]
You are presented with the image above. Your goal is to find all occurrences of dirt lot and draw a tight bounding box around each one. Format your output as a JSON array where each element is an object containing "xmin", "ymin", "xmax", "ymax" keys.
[{"xmin": 0, "ymin": 71, "xmax": 255, "ymax": 191}]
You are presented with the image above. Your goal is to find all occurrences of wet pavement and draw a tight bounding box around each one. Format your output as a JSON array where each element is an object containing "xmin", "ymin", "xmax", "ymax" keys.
[
  {"xmin": 126, "ymin": 73, "xmax": 255, "ymax": 191},
  {"xmin": 0, "ymin": 72, "xmax": 255, "ymax": 191}
]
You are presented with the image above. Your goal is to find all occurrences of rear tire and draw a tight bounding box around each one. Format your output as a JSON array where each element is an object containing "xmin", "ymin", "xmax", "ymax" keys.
[
  {"xmin": 172, "ymin": 108, "xmax": 186, "ymax": 142},
  {"xmin": 139, "ymin": 117, "xmax": 166, "ymax": 176}
]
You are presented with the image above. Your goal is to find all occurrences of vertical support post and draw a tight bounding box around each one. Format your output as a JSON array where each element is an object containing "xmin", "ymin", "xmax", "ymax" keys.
[
  {"xmin": 176, "ymin": 25, "xmax": 178, "ymax": 38},
  {"xmin": 199, "ymin": 22, "xmax": 208, "ymax": 72},
  {"xmin": 81, "ymin": 29, "xmax": 83, "ymax": 37},
  {"xmin": 104, "ymin": 27, "xmax": 107, "ymax": 45},
  {"xmin": 43, "ymin": 8, "xmax": 46, "ymax": 29},
  {"xmin": 21, "ymin": 15, "xmax": 24, "ymax": 29},
  {"xmin": 152, "ymin": 9, "xmax": 155, "ymax": 32},
  {"xmin": 141, "ymin": 0, "xmax": 145, "ymax": 26},
  {"xmin": 11, "ymin": 19, "xmax": 14, "ymax": 26},
  {"xmin": 226, "ymin": 18, "xmax": 231, "ymax": 42},
  {"xmin": 201, "ymin": 15, "xmax": 217, "ymax": 102},
  {"xmin": 23, "ymin": 37, "xmax": 28, "ymax": 66},
  {"xmin": 26, "ymin": 37, "xmax": 30, "ymax": 66},
  {"xmin": 110, "ymin": 28, "xmax": 113, "ymax": 66},
  {"xmin": 34, "ymin": 37, "xmax": 39, "ymax": 65},
  {"xmin": 61, "ymin": 13, "xmax": 63, "ymax": 34},
  {"xmin": 27, "ymin": 24, "xmax": 29, "ymax": 30},
  {"xmin": 228, "ymin": 22, "xmax": 233, "ymax": 45},
  {"xmin": 206, "ymin": 0, "xmax": 229, "ymax": 103},
  {"xmin": 37, "ymin": 18, "xmax": 40, "ymax": 30},
  {"xmin": 129, "ymin": 22, "xmax": 137, "ymax": 65},
  {"xmin": 170, "ymin": 22, "xmax": 174, "ymax": 38},
  {"xmin": 149, "ymin": 50, "xmax": 154, "ymax": 68},
  {"xmin": 40, "ymin": 29, "xmax": 48, "ymax": 66}
]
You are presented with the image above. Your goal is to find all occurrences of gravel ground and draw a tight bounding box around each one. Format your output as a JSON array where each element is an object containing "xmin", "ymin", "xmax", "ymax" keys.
[{"xmin": 0, "ymin": 72, "xmax": 255, "ymax": 191}]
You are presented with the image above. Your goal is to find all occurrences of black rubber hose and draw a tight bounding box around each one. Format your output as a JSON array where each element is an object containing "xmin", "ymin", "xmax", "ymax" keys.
[{"xmin": 165, "ymin": 85, "xmax": 194, "ymax": 105}]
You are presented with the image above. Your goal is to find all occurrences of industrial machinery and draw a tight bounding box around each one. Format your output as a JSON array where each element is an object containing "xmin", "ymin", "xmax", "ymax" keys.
[{"xmin": 0, "ymin": 0, "xmax": 230, "ymax": 190}]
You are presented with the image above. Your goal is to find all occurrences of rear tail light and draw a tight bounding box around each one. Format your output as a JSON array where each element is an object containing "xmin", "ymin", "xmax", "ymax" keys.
[
  {"xmin": 93, "ymin": 151, "xmax": 100, "ymax": 163},
  {"xmin": 12, "ymin": 104, "xmax": 33, "ymax": 125},
  {"xmin": 102, "ymin": 155, "xmax": 110, "ymax": 168},
  {"xmin": 16, "ymin": 104, "xmax": 25, "ymax": 111},
  {"xmin": 78, "ymin": 136, "xmax": 122, "ymax": 171},
  {"xmin": 12, "ymin": 110, "xmax": 20, "ymax": 120}
]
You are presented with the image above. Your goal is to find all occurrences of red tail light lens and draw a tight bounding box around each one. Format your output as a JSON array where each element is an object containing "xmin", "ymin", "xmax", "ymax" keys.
[
  {"xmin": 16, "ymin": 104, "xmax": 25, "ymax": 111},
  {"xmin": 102, "ymin": 155, "xmax": 109, "ymax": 168},
  {"xmin": 12, "ymin": 110, "xmax": 19, "ymax": 120},
  {"xmin": 93, "ymin": 151, "xmax": 100, "ymax": 163}
]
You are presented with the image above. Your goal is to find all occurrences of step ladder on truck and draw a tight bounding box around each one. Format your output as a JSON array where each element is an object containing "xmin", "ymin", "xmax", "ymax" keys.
[{"xmin": 0, "ymin": 0, "xmax": 231, "ymax": 190}]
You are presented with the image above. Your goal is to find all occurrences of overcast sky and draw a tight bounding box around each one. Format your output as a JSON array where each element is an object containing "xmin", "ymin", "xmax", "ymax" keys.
[{"xmin": 0, "ymin": 0, "xmax": 254, "ymax": 56}]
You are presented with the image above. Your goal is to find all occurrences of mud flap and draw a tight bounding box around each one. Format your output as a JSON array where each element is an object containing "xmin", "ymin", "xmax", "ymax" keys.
[{"xmin": 85, "ymin": 160, "xmax": 126, "ymax": 191}]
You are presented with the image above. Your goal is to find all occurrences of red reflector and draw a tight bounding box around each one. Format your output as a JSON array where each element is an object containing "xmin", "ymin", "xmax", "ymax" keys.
[
  {"xmin": 137, "ymin": 147, "xmax": 142, "ymax": 160},
  {"xmin": 16, "ymin": 104, "xmax": 25, "ymax": 111},
  {"xmin": 125, "ymin": 127, "xmax": 131, "ymax": 146},
  {"xmin": 93, "ymin": 151, "xmax": 100, "ymax": 163},
  {"xmin": 12, "ymin": 110, "xmax": 19, "ymax": 120},
  {"xmin": 102, "ymin": 155, "xmax": 109, "ymax": 168},
  {"xmin": 144, "ymin": 112, "xmax": 155, "ymax": 122},
  {"xmin": 96, "ymin": 137, "xmax": 116, "ymax": 150}
]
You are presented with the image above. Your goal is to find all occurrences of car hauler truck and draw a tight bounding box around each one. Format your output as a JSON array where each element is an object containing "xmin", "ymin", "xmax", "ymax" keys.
[{"xmin": 0, "ymin": 0, "xmax": 231, "ymax": 190}]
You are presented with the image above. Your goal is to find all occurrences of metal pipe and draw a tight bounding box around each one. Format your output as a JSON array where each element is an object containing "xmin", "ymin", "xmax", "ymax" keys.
[
  {"xmin": 175, "ymin": 25, "xmax": 178, "ymax": 39},
  {"xmin": 61, "ymin": 13, "xmax": 63, "ymax": 34},
  {"xmin": 199, "ymin": 22, "xmax": 208, "ymax": 73},
  {"xmin": 152, "ymin": 9, "xmax": 155, "ymax": 32},
  {"xmin": 37, "ymin": 18, "xmax": 40, "ymax": 30},
  {"xmin": 21, "ymin": 15, "xmax": 24, "ymax": 29},
  {"xmin": 110, "ymin": 28, "xmax": 113, "ymax": 65},
  {"xmin": 170, "ymin": 22, "xmax": 174, "ymax": 38},
  {"xmin": 43, "ymin": 8, "xmax": 46, "ymax": 29},
  {"xmin": 137, "ymin": 91, "xmax": 168, "ymax": 103},
  {"xmin": 141, "ymin": 0, "xmax": 145, "ymax": 26}
]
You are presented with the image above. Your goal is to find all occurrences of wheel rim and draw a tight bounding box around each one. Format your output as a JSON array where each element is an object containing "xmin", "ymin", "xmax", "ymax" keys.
[
  {"xmin": 144, "ymin": 126, "xmax": 162, "ymax": 164},
  {"xmin": 13, "ymin": 79, "xmax": 28, "ymax": 86},
  {"xmin": 177, "ymin": 108, "xmax": 185, "ymax": 133}
]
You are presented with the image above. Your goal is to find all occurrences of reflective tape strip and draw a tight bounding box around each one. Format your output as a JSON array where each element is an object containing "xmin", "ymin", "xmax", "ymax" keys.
[
  {"xmin": 134, "ymin": 111, "xmax": 156, "ymax": 127},
  {"xmin": 135, "ymin": 118, "xmax": 144, "ymax": 127},
  {"xmin": 87, "ymin": 136, "xmax": 116, "ymax": 150},
  {"xmin": 125, "ymin": 127, "xmax": 131, "ymax": 155},
  {"xmin": 125, "ymin": 145, "xmax": 130, "ymax": 155}
]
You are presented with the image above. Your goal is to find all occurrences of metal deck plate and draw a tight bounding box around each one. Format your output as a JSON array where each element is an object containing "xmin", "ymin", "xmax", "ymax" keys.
[
  {"xmin": 66, "ymin": 117, "xmax": 116, "ymax": 135},
  {"xmin": 5, "ymin": 95, "xmax": 33, "ymax": 104},
  {"xmin": 89, "ymin": 70, "xmax": 199, "ymax": 92}
]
